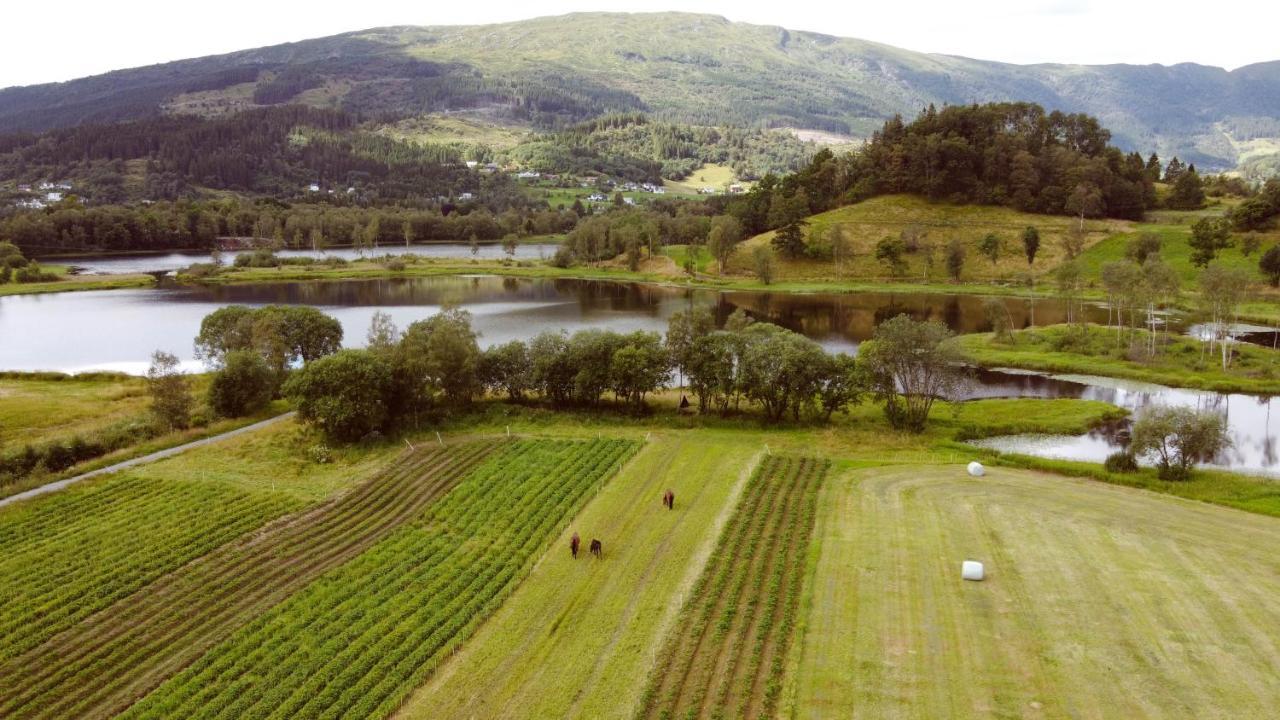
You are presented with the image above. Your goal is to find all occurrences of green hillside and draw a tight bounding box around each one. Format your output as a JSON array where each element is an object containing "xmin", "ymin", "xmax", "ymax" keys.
[
  {"xmin": 3, "ymin": 13, "xmax": 1279, "ymax": 171},
  {"xmin": 728, "ymin": 195, "xmax": 1131, "ymax": 283}
]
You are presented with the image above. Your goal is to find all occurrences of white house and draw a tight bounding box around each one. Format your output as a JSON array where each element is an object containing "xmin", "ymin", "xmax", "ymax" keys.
[{"xmin": 459, "ymin": 192, "xmax": 475, "ymax": 201}]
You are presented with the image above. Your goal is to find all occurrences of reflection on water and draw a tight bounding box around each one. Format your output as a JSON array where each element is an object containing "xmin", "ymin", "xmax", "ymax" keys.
[
  {"xmin": 47, "ymin": 243, "xmax": 562, "ymax": 275},
  {"xmin": 972, "ymin": 371, "xmax": 1280, "ymax": 478},
  {"xmin": 1, "ymin": 275, "xmax": 1275, "ymax": 475}
]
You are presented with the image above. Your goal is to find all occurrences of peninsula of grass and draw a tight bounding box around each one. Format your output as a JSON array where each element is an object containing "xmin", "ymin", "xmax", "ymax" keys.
[
  {"xmin": 0, "ymin": 271, "xmax": 154, "ymax": 297},
  {"xmin": 959, "ymin": 323, "xmax": 1280, "ymax": 394}
]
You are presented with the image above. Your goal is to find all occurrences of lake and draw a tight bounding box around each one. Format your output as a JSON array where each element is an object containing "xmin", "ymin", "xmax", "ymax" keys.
[
  {"xmin": 1, "ymin": 275, "xmax": 1273, "ymax": 476},
  {"xmin": 45, "ymin": 243, "xmax": 563, "ymax": 275}
]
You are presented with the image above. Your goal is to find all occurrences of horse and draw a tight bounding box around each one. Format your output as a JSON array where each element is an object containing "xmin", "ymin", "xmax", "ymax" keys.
[
  {"xmin": 570, "ymin": 532, "xmax": 580, "ymax": 559},
  {"xmin": 589, "ymin": 538, "xmax": 603, "ymax": 558},
  {"xmin": 662, "ymin": 489, "xmax": 675, "ymax": 510}
]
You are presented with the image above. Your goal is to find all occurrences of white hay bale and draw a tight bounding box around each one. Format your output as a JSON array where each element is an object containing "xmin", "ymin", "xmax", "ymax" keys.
[
  {"xmin": 967, "ymin": 461, "xmax": 985, "ymax": 477},
  {"xmin": 962, "ymin": 560, "xmax": 985, "ymax": 581}
]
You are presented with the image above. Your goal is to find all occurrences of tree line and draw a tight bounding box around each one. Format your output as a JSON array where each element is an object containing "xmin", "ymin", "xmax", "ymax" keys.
[
  {"xmin": 271, "ymin": 305, "xmax": 968, "ymax": 442},
  {"xmin": 1, "ymin": 198, "xmax": 580, "ymax": 255}
]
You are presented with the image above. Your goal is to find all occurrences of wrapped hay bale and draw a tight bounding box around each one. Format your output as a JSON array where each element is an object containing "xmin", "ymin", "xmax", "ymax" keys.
[
  {"xmin": 962, "ymin": 560, "xmax": 985, "ymax": 581},
  {"xmin": 967, "ymin": 461, "xmax": 985, "ymax": 477}
]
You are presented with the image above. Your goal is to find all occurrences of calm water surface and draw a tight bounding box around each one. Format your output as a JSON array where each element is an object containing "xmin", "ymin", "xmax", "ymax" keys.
[
  {"xmin": 1, "ymin": 275, "xmax": 1274, "ymax": 476},
  {"xmin": 47, "ymin": 243, "xmax": 561, "ymax": 275}
]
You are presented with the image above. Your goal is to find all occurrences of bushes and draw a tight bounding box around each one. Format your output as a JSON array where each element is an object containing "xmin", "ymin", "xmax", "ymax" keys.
[
  {"xmin": 207, "ymin": 351, "xmax": 275, "ymax": 417},
  {"xmin": 0, "ymin": 420, "xmax": 158, "ymax": 487},
  {"xmin": 283, "ymin": 349, "xmax": 392, "ymax": 442},
  {"xmin": 1104, "ymin": 451, "xmax": 1139, "ymax": 473}
]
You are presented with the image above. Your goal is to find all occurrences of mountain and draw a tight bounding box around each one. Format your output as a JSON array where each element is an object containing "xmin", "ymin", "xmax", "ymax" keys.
[{"xmin": 2, "ymin": 12, "xmax": 1280, "ymax": 172}]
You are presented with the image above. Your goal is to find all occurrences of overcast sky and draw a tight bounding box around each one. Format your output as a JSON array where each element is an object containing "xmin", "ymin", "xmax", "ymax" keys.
[{"xmin": 3, "ymin": 0, "xmax": 1276, "ymax": 88}]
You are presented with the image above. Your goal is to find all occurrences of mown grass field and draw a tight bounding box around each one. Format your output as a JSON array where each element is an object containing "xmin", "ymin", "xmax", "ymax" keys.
[
  {"xmin": 792, "ymin": 464, "xmax": 1280, "ymax": 719},
  {"xmin": 399, "ymin": 433, "xmax": 762, "ymax": 719},
  {"xmin": 663, "ymin": 163, "xmax": 741, "ymax": 194}
]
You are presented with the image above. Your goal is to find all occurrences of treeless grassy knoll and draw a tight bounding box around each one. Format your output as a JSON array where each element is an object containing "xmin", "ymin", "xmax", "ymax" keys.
[
  {"xmin": 636, "ymin": 455, "xmax": 828, "ymax": 720},
  {"xmin": 0, "ymin": 441, "xmax": 497, "ymax": 720},
  {"xmin": 396, "ymin": 433, "xmax": 762, "ymax": 720},
  {"xmin": 120, "ymin": 438, "xmax": 638, "ymax": 720},
  {"xmin": 789, "ymin": 465, "xmax": 1280, "ymax": 719},
  {"xmin": 729, "ymin": 195, "xmax": 1129, "ymax": 283}
]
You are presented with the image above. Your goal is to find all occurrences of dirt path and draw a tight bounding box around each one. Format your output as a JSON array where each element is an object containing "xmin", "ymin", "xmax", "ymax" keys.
[{"xmin": 0, "ymin": 412, "xmax": 296, "ymax": 510}]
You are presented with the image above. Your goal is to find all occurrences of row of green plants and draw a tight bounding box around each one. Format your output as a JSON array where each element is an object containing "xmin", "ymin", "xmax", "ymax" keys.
[
  {"xmin": 121, "ymin": 438, "xmax": 637, "ymax": 720},
  {"xmin": 2, "ymin": 443, "xmax": 499, "ymax": 720},
  {"xmin": 0, "ymin": 417, "xmax": 160, "ymax": 488},
  {"xmin": 0, "ymin": 477, "xmax": 299, "ymax": 666},
  {"xmin": 637, "ymin": 454, "xmax": 826, "ymax": 720}
]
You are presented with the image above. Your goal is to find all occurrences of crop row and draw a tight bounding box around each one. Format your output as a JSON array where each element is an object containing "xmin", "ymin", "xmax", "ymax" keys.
[
  {"xmin": 636, "ymin": 454, "xmax": 827, "ymax": 720},
  {"xmin": 119, "ymin": 437, "xmax": 639, "ymax": 720},
  {"xmin": 0, "ymin": 474, "xmax": 300, "ymax": 663},
  {"xmin": 0, "ymin": 440, "xmax": 497, "ymax": 720}
]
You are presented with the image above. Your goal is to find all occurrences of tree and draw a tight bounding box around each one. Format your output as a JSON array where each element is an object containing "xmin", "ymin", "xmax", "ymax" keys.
[
  {"xmin": 666, "ymin": 307, "xmax": 715, "ymax": 388},
  {"xmin": 982, "ymin": 297, "xmax": 1014, "ymax": 342},
  {"xmin": 1189, "ymin": 217, "xmax": 1233, "ymax": 267},
  {"xmin": 768, "ymin": 191, "xmax": 809, "ymax": 258},
  {"xmin": 978, "ymin": 233, "xmax": 1001, "ymax": 266},
  {"xmin": 875, "ymin": 236, "xmax": 907, "ymax": 276},
  {"xmin": 685, "ymin": 332, "xmax": 738, "ymax": 414},
  {"xmin": 1260, "ymin": 245, "xmax": 1280, "ymax": 287},
  {"xmin": 1053, "ymin": 260, "xmax": 1085, "ymax": 331},
  {"xmin": 610, "ymin": 332, "xmax": 669, "ymax": 410},
  {"xmin": 1166, "ymin": 170, "xmax": 1206, "ymax": 210},
  {"xmin": 146, "ymin": 350, "xmax": 192, "ymax": 430},
  {"xmin": 859, "ymin": 314, "xmax": 968, "ymax": 432},
  {"xmin": 1240, "ymin": 233, "xmax": 1262, "ymax": 257},
  {"xmin": 1198, "ymin": 264, "xmax": 1252, "ymax": 369},
  {"xmin": 1163, "ymin": 157, "xmax": 1186, "ymax": 183},
  {"xmin": 309, "ymin": 227, "xmax": 327, "ymax": 254},
  {"xmin": 738, "ymin": 324, "xmax": 829, "ymax": 422},
  {"xmin": 480, "ymin": 340, "xmax": 532, "ymax": 400},
  {"xmin": 752, "ymin": 245, "xmax": 776, "ymax": 285},
  {"xmin": 401, "ymin": 220, "xmax": 413, "ymax": 248},
  {"xmin": 399, "ymin": 308, "xmax": 482, "ymax": 405},
  {"xmin": 208, "ymin": 350, "xmax": 274, "ymax": 417},
  {"xmin": 529, "ymin": 331, "xmax": 574, "ymax": 406},
  {"xmin": 1129, "ymin": 406, "xmax": 1229, "ymax": 480},
  {"xmin": 815, "ymin": 353, "xmax": 864, "ymax": 421},
  {"xmin": 365, "ymin": 311, "xmax": 399, "ymax": 354},
  {"xmin": 945, "ymin": 238, "xmax": 965, "ymax": 281},
  {"xmin": 1021, "ymin": 226, "xmax": 1040, "ymax": 266},
  {"xmin": 706, "ymin": 215, "xmax": 742, "ymax": 274},
  {"xmin": 469, "ymin": 232, "xmax": 479, "ymax": 257},
  {"xmin": 284, "ymin": 349, "xmax": 392, "ymax": 442},
  {"xmin": 1126, "ymin": 232, "xmax": 1162, "ymax": 264},
  {"xmin": 1100, "ymin": 260, "xmax": 1142, "ymax": 343},
  {"xmin": 502, "ymin": 233, "xmax": 519, "ymax": 258},
  {"xmin": 1065, "ymin": 183, "xmax": 1103, "ymax": 231}
]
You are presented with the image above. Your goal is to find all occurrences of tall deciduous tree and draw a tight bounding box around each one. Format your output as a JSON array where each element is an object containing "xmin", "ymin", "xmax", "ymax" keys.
[
  {"xmin": 859, "ymin": 314, "xmax": 968, "ymax": 432},
  {"xmin": 146, "ymin": 350, "xmax": 192, "ymax": 430}
]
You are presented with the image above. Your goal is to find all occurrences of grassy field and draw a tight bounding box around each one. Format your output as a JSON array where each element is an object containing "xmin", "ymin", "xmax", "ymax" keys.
[
  {"xmin": 959, "ymin": 324, "xmax": 1280, "ymax": 394},
  {"xmin": 791, "ymin": 464, "xmax": 1280, "ymax": 718},
  {"xmin": 729, "ymin": 195, "xmax": 1131, "ymax": 283},
  {"xmin": 0, "ymin": 372, "xmax": 149, "ymax": 441},
  {"xmin": 663, "ymin": 163, "xmax": 742, "ymax": 194},
  {"xmin": 399, "ymin": 433, "xmax": 762, "ymax": 719},
  {"xmin": 0, "ymin": 271, "xmax": 154, "ymax": 297}
]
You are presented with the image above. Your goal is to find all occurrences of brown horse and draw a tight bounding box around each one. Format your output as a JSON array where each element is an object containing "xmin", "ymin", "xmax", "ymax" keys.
[
  {"xmin": 663, "ymin": 489, "xmax": 675, "ymax": 510},
  {"xmin": 570, "ymin": 532, "xmax": 580, "ymax": 559},
  {"xmin": 589, "ymin": 538, "xmax": 602, "ymax": 558}
]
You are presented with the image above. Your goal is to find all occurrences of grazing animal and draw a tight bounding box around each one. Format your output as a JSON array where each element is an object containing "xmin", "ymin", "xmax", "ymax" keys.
[
  {"xmin": 570, "ymin": 532, "xmax": 580, "ymax": 559},
  {"xmin": 663, "ymin": 489, "xmax": 675, "ymax": 510},
  {"xmin": 589, "ymin": 538, "xmax": 602, "ymax": 558}
]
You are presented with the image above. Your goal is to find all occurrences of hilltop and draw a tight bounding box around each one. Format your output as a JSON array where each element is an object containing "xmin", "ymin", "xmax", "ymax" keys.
[{"xmin": 1, "ymin": 12, "xmax": 1279, "ymax": 172}]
